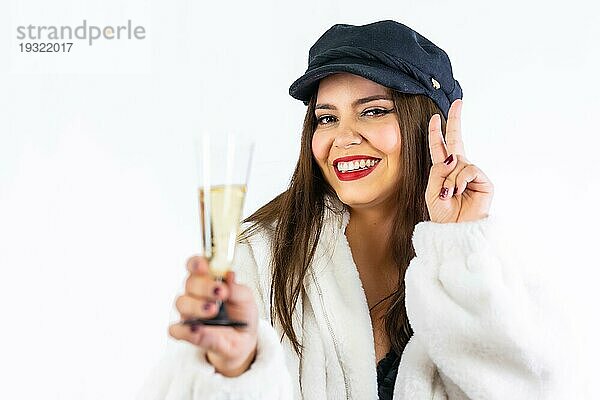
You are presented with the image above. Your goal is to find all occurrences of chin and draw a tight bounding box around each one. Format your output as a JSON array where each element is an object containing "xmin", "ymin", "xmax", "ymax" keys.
[
  {"xmin": 334, "ymin": 190, "xmax": 379, "ymax": 208},
  {"xmin": 331, "ymin": 180, "xmax": 398, "ymax": 210}
]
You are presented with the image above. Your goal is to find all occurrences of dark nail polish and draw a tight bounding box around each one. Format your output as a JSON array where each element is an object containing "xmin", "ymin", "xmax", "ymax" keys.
[
  {"xmin": 213, "ymin": 286, "xmax": 221, "ymax": 296},
  {"xmin": 444, "ymin": 154, "xmax": 454, "ymax": 165},
  {"xmin": 439, "ymin": 187, "xmax": 449, "ymax": 198},
  {"xmin": 203, "ymin": 302, "xmax": 211, "ymax": 311}
]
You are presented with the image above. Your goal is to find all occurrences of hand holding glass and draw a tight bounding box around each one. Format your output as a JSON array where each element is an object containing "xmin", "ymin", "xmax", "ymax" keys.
[{"xmin": 182, "ymin": 133, "xmax": 253, "ymax": 328}]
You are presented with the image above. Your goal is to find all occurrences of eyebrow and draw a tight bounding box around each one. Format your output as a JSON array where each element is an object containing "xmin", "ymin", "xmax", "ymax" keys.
[{"xmin": 315, "ymin": 95, "xmax": 393, "ymax": 110}]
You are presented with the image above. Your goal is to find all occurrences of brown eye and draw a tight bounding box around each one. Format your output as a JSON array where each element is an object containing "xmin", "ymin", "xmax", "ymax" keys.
[
  {"xmin": 362, "ymin": 108, "xmax": 393, "ymax": 117},
  {"xmin": 316, "ymin": 115, "xmax": 337, "ymax": 125}
]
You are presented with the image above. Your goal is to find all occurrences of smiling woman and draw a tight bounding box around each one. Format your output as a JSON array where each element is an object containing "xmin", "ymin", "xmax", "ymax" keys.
[
  {"xmin": 138, "ymin": 20, "xmax": 568, "ymax": 400},
  {"xmin": 312, "ymin": 74, "xmax": 405, "ymax": 210}
]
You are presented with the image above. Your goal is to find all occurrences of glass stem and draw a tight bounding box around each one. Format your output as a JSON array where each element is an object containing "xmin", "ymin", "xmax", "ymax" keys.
[{"xmin": 214, "ymin": 275, "xmax": 224, "ymax": 312}]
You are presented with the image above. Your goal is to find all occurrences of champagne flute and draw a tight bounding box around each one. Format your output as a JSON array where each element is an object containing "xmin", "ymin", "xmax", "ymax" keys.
[{"xmin": 183, "ymin": 133, "xmax": 253, "ymax": 328}]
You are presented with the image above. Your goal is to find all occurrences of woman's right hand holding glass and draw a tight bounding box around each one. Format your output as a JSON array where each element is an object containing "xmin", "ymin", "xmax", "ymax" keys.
[{"xmin": 169, "ymin": 256, "xmax": 259, "ymax": 377}]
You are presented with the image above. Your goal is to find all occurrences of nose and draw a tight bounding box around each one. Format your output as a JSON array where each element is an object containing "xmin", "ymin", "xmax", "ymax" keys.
[{"xmin": 333, "ymin": 128, "xmax": 363, "ymax": 149}]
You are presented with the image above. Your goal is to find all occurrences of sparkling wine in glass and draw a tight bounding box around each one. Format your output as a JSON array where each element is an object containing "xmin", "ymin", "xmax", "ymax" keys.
[{"xmin": 183, "ymin": 133, "xmax": 253, "ymax": 328}]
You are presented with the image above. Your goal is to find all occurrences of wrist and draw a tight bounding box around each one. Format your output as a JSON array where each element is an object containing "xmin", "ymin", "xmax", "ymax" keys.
[{"xmin": 207, "ymin": 346, "xmax": 257, "ymax": 378}]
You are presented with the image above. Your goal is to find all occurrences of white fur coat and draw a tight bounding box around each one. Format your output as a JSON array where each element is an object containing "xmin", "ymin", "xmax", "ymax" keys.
[{"xmin": 137, "ymin": 200, "xmax": 571, "ymax": 399}]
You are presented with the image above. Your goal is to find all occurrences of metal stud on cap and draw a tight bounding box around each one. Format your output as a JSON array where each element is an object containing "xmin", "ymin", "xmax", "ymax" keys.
[{"xmin": 431, "ymin": 77, "xmax": 441, "ymax": 89}]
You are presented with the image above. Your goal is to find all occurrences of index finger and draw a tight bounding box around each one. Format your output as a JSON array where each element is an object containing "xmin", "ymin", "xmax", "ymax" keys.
[
  {"xmin": 186, "ymin": 255, "xmax": 210, "ymax": 275},
  {"xmin": 428, "ymin": 113, "xmax": 448, "ymax": 164},
  {"xmin": 445, "ymin": 99, "xmax": 466, "ymax": 157}
]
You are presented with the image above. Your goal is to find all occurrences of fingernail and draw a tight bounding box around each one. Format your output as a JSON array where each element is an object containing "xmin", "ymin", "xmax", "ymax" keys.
[
  {"xmin": 190, "ymin": 325, "xmax": 198, "ymax": 333},
  {"xmin": 443, "ymin": 154, "xmax": 454, "ymax": 165},
  {"xmin": 203, "ymin": 302, "xmax": 212, "ymax": 311},
  {"xmin": 439, "ymin": 187, "xmax": 449, "ymax": 199},
  {"xmin": 213, "ymin": 286, "xmax": 221, "ymax": 296}
]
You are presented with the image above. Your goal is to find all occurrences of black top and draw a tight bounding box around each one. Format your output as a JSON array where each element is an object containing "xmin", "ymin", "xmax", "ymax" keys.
[{"xmin": 376, "ymin": 348, "xmax": 401, "ymax": 400}]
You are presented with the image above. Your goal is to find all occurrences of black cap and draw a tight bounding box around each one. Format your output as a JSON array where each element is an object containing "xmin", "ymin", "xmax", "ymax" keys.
[{"xmin": 289, "ymin": 20, "xmax": 462, "ymax": 119}]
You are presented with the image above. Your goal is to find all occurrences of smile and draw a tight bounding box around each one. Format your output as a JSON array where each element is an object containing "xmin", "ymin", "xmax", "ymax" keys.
[{"xmin": 332, "ymin": 156, "xmax": 381, "ymax": 181}]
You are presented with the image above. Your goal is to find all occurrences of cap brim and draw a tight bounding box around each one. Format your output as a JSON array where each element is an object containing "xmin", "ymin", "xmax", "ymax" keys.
[{"xmin": 289, "ymin": 58, "xmax": 426, "ymax": 104}]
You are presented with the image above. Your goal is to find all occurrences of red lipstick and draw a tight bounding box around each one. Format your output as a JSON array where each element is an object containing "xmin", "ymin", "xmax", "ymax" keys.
[{"xmin": 332, "ymin": 155, "xmax": 381, "ymax": 182}]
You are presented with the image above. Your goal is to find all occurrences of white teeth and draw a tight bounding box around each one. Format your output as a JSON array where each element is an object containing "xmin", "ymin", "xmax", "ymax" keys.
[{"xmin": 336, "ymin": 159, "xmax": 379, "ymax": 173}]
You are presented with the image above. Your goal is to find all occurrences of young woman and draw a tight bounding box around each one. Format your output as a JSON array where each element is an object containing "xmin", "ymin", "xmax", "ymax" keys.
[{"xmin": 139, "ymin": 20, "xmax": 564, "ymax": 400}]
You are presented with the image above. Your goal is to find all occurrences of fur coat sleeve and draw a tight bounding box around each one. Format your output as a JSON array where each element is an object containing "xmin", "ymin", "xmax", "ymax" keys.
[{"xmin": 396, "ymin": 216, "xmax": 570, "ymax": 400}]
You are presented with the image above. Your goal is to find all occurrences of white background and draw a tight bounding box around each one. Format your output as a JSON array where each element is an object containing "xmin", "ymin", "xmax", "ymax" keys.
[{"xmin": 0, "ymin": 0, "xmax": 598, "ymax": 398}]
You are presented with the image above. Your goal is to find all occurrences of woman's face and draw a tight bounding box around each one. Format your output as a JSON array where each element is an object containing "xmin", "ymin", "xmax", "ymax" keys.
[{"xmin": 312, "ymin": 73, "xmax": 402, "ymax": 210}]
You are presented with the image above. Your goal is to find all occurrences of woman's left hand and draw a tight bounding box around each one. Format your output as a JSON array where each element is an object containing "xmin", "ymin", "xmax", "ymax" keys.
[{"xmin": 425, "ymin": 99, "xmax": 494, "ymax": 224}]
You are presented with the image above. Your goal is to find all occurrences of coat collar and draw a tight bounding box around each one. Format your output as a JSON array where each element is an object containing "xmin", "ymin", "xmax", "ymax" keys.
[{"xmin": 243, "ymin": 194, "xmax": 378, "ymax": 398}]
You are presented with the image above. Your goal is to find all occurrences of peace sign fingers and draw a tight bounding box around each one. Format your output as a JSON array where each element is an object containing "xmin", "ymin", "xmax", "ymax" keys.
[
  {"xmin": 424, "ymin": 98, "xmax": 494, "ymax": 224},
  {"xmin": 427, "ymin": 99, "xmax": 467, "ymax": 165}
]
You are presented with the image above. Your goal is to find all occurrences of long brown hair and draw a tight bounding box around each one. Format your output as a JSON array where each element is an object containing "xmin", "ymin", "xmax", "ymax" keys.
[{"xmin": 240, "ymin": 89, "xmax": 447, "ymax": 358}]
